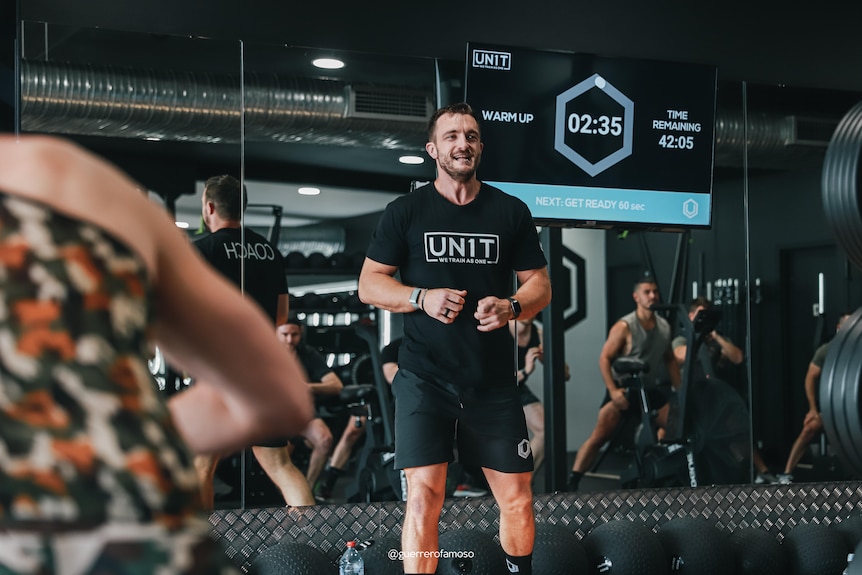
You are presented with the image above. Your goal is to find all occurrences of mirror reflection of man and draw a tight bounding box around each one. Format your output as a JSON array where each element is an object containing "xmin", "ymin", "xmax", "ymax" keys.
[
  {"xmin": 193, "ymin": 175, "xmax": 313, "ymax": 507},
  {"xmin": 670, "ymin": 297, "xmax": 775, "ymax": 481},
  {"xmin": 567, "ymin": 277, "xmax": 681, "ymax": 491},
  {"xmin": 777, "ymin": 311, "xmax": 852, "ymax": 484},
  {"xmin": 276, "ymin": 319, "xmax": 343, "ymax": 495}
]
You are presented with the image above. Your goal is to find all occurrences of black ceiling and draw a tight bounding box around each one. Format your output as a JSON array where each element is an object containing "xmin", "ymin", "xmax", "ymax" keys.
[
  {"xmin": 21, "ymin": 0, "xmax": 862, "ymax": 93},
  {"xmin": 15, "ymin": 0, "xmax": 862, "ymax": 197}
]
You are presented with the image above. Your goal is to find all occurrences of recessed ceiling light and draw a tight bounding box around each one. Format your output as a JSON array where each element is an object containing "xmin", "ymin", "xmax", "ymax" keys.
[
  {"xmin": 298, "ymin": 187, "xmax": 321, "ymax": 196},
  {"xmin": 175, "ymin": 221, "xmax": 190, "ymax": 229},
  {"xmin": 312, "ymin": 58, "xmax": 345, "ymax": 70},
  {"xmin": 399, "ymin": 155, "xmax": 425, "ymax": 165}
]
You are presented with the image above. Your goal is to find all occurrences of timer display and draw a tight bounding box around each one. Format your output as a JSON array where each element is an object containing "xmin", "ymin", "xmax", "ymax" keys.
[{"xmin": 465, "ymin": 42, "xmax": 717, "ymax": 230}]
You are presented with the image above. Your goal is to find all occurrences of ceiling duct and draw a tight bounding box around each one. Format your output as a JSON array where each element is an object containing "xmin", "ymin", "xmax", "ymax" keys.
[
  {"xmin": 20, "ymin": 60, "xmax": 429, "ymax": 150},
  {"xmin": 19, "ymin": 60, "xmax": 838, "ymax": 168}
]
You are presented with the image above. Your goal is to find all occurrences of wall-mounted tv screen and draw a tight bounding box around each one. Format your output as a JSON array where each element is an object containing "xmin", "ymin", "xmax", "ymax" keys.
[{"xmin": 464, "ymin": 43, "xmax": 717, "ymax": 230}]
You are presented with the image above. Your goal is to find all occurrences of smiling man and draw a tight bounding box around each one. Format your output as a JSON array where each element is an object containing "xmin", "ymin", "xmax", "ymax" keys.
[{"xmin": 358, "ymin": 102, "xmax": 551, "ymax": 575}]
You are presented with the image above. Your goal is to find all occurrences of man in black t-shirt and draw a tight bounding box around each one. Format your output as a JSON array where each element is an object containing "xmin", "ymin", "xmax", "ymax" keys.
[
  {"xmin": 359, "ymin": 103, "xmax": 551, "ymax": 575},
  {"xmin": 192, "ymin": 175, "xmax": 312, "ymax": 507},
  {"xmin": 276, "ymin": 319, "xmax": 342, "ymax": 494}
]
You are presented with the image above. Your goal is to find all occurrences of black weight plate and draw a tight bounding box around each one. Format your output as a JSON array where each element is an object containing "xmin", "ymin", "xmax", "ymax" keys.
[
  {"xmin": 827, "ymin": 312, "xmax": 862, "ymax": 473},
  {"xmin": 822, "ymin": 101, "xmax": 862, "ymax": 271},
  {"xmin": 840, "ymin": 316, "xmax": 862, "ymax": 472},
  {"xmin": 822, "ymin": 308, "xmax": 862, "ymax": 475}
]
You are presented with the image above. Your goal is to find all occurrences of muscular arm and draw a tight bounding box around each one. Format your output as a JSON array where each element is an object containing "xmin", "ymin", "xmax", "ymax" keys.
[
  {"xmin": 358, "ymin": 258, "xmax": 420, "ymax": 313},
  {"xmin": 712, "ymin": 331, "xmax": 744, "ymax": 365},
  {"xmin": 475, "ymin": 266, "xmax": 552, "ymax": 332},
  {"xmin": 310, "ymin": 371, "xmax": 344, "ymax": 396},
  {"xmin": 358, "ymin": 256, "xmax": 467, "ymax": 323},
  {"xmin": 673, "ymin": 342, "xmax": 687, "ymax": 366},
  {"xmin": 599, "ymin": 321, "xmax": 629, "ymax": 395},
  {"xmin": 804, "ymin": 362, "xmax": 822, "ymax": 413},
  {"xmin": 664, "ymin": 346, "xmax": 682, "ymax": 389}
]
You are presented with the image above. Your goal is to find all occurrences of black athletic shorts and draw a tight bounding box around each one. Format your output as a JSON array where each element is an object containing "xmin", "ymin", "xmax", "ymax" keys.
[
  {"xmin": 601, "ymin": 385, "xmax": 669, "ymax": 411},
  {"xmin": 391, "ymin": 368, "xmax": 533, "ymax": 473},
  {"xmin": 517, "ymin": 382, "xmax": 541, "ymax": 407}
]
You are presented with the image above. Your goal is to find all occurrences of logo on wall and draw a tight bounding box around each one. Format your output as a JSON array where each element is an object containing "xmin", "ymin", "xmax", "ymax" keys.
[{"xmin": 562, "ymin": 246, "xmax": 587, "ymax": 330}]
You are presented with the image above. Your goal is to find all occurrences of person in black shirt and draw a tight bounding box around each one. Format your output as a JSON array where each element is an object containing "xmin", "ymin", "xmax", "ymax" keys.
[
  {"xmin": 193, "ymin": 175, "xmax": 313, "ymax": 507},
  {"xmin": 359, "ymin": 103, "xmax": 551, "ymax": 575},
  {"xmin": 276, "ymin": 319, "xmax": 343, "ymax": 494}
]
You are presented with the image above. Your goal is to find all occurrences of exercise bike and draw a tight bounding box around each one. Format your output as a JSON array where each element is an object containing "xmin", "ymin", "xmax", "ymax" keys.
[{"xmin": 618, "ymin": 305, "xmax": 751, "ymax": 488}]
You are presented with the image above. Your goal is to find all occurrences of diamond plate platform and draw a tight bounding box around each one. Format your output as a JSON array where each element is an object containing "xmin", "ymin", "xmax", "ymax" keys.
[{"xmin": 210, "ymin": 481, "xmax": 862, "ymax": 572}]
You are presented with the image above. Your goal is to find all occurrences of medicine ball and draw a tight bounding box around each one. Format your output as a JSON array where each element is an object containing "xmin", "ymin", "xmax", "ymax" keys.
[
  {"xmin": 783, "ymin": 523, "xmax": 849, "ymax": 575},
  {"xmin": 436, "ymin": 529, "xmax": 505, "ymax": 575},
  {"xmin": 285, "ymin": 251, "xmax": 307, "ymax": 269},
  {"xmin": 307, "ymin": 251, "xmax": 329, "ymax": 269},
  {"xmin": 251, "ymin": 541, "xmax": 333, "ymax": 575},
  {"xmin": 727, "ymin": 527, "xmax": 788, "ymax": 575},
  {"xmin": 533, "ymin": 523, "xmax": 588, "ymax": 575},
  {"xmin": 583, "ymin": 520, "xmax": 667, "ymax": 575},
  {"xmin": 656, "ymin": 517, "xmax": 732, "ymax": 575},
  {"xmin": 360, "ymin": 535, "xmax": 403, "ymax": 575}
]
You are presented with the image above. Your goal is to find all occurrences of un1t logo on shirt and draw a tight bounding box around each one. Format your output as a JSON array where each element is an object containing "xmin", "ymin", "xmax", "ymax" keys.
[{"xmin": 424, "ymin": 232, "xmax": 500, "ymax": 264}]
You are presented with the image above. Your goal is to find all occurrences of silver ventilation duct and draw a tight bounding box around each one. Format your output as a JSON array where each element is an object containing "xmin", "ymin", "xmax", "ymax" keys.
[
  {"xmin": 20, "ymin": 60, "xmax": 432, "ymax": 150},
  {"xmin": 20, "ymin": 60, "xmax": 838, "ymax": 167}
]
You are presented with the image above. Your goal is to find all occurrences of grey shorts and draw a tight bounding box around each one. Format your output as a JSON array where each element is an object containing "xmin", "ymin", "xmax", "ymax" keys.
[{"xmin": 391, "ymin": 368, "xmax": 533, "ymax": 473}]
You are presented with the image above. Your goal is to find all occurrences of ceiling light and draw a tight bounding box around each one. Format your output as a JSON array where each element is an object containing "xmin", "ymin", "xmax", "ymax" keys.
[
  {"xmin": 399, "ymin": 155, "xmax": 425, "ymax": 165},
  {"xmin": 298, "ymin": 187, "xmax": 321, "ymax": 196},
  {"xmin": 175, "ymin": 221, "xmax": 190, "ymax": 229},
  {"xmin": 312, "ymin": 58, "xmax": 345, "ymax": 70}
]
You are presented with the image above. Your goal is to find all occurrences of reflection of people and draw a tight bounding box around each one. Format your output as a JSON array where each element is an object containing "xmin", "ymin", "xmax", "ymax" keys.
[
  {"xmin": 276, "ymin": 318, "xmax": 342, "ymax": 491},
  {"xmin": 0, "ymin": 135, "xmax": 312, "ymax": 571},
  {"xmin": 672, "ymin": 297, "xmax": 744, "ymax": 382},
  {"xmin": 315, "ymin": 337, "xmax": 401, "ymax": 501},
  {"xmin": 359, "ymin": 103, "xmax": 552, "ymax": 575},
  {"xmin": 671, "ymin": 302, "xmax": 778, "ymax": 483},
  {"xmin": 192, "ymin": 174, "xmax": 313, "ymax": 507},
  {"xmin": 567, "ymin": 277, "xmax": 681, "ymax": 491},
  {"xmin": 777, "ymin": 311, "xmax": 851, "ymax": 484},
  {"xmin": 671, "ymin": 297, "xmax": 774, "ymax": 481}
]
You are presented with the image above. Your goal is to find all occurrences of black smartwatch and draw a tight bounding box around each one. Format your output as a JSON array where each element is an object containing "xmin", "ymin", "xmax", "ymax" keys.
[{"xmin": 508, "ymin": 297, "xmax": 521, "ymax": 319}]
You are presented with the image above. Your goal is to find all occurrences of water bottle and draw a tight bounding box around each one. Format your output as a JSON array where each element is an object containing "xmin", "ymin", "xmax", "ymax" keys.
[{"xmin": 338, "ymin": 540, "xmax": 365, "ymax": 575}]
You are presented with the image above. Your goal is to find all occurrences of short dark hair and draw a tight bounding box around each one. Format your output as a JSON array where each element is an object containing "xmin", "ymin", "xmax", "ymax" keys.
[
  {"xmin": 427, "ymin": 102, "xmax": 481, "ymax": 142},
  {"xmin": 688, "ymin": 296, "xmax": 713, "ymax": 314},
  {"xmin": 633, "ymin": 276, "xmax": 657, "ymax": 292},
  {"xmin": 203, "ymin": 174, "xmax": 247, "ymax": 221}
]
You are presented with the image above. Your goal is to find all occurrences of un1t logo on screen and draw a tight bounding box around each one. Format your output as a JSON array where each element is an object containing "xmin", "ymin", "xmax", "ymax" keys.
[
  {"xmin": 554, "ymin": 74, "xmax": 634, "ymax": 177},
  {"xmin": 472, "ymin": 49, "xmax": 512, "ymax": 70}
]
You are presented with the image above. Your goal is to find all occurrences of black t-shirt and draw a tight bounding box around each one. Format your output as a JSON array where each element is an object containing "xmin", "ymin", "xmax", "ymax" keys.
[
  {"xmin": 295, "ymin": 343, "xmax": 332, "ymax": 382},
  {"xmin": 381, "ymin": 338, "xmax": 402, "ymax": 365},
  {"xmin": 194, "ymin": 227, "xmax": 288, "ymax": 323},
  {"xmin": 366, "ymin": 183, "xmax": 546, "ymax": 388}
]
